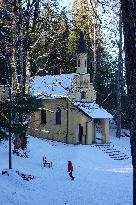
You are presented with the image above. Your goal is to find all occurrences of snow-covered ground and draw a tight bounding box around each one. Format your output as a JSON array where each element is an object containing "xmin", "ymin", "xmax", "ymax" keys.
[{"xmin": 0, "ymin": 126, "xmax": 132, "ymax": 205}]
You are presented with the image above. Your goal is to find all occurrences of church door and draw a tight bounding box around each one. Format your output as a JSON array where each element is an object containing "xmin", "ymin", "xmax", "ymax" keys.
[{"xmin": 78, "ymin": 124, "xmax": 83, "ymax": 144}]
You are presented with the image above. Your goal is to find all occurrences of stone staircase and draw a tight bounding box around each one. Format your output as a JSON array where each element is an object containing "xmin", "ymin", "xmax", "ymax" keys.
[{"xmin": 93, "ymin": 143, "xmax": 129, "ymax": 161}]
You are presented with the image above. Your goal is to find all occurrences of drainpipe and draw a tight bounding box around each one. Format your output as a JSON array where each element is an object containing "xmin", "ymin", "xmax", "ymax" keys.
[
  {"xmin": 66, "ymin": 101, "xmax": 69, "ymax": 144},
  {"xmin": 8, "ymin": 85, "xmax": 12, "ymax": 169},
  {"xmin": 85, "ymin": 121, "xmax": 88, "ymax": 145}
]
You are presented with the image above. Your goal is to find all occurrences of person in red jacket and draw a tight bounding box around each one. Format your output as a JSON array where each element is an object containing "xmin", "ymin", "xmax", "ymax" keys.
[{"xmin": 68, "ymin": 161, "xmax": 75, "ymax": 180}]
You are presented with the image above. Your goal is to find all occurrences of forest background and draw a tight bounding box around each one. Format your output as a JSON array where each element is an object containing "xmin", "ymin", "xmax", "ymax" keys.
[
  {"xmin": 1, "ymin": 0, "xmax": 136, "ymax": 203},
  {"xmin": 0, "ymin": 0, "xmax": 126, "ymax": 149}
]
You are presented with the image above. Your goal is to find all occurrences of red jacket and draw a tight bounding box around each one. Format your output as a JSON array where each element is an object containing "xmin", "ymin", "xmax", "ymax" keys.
[{"xmin": 68, "ymin": 163, "xmax": 73, "ymax": 172}]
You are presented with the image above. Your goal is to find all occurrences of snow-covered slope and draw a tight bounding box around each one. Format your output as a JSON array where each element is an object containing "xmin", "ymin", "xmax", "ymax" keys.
[{"xmin": 0, "ymin": 127, "xmax": 132, "ymax": 205}]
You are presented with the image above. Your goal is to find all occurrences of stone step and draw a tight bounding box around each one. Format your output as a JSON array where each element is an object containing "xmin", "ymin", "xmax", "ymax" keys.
[
  {"xmin": 110, "ymin": 155, "xmax": 128, "ymax": 159},
  {"xmin": 108, "ymin": 153, "xmax": 124, "ymax": 156},
  {"xmin": 95, "ymin": 144, "xmax": 110, "ymax": 147},
  {"xmin": 113, "ymin": 157, "xmax": 129, "ymax": 160},
  {"xmin": 103, "ymin": 150, "xmax": 120, "ymax": 153},
  {"xmin": 94, "ymin": 143, "xmax": 129, "ymax": 161}
]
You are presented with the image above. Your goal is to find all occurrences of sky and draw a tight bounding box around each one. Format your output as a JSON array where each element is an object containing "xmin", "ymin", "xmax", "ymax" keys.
[{"xmin": 59, "ymin": 0, "xmax": 72, "ymax": 9}]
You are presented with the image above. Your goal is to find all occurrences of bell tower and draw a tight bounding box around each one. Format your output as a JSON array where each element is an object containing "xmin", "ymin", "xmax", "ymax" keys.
[
  {"xmin": 68, "ymin": 30, "xmax": 96, "ymax": 103},
  {"xmin": 76, "ymin": 30, "xmax": 87, "ymax": 74}
]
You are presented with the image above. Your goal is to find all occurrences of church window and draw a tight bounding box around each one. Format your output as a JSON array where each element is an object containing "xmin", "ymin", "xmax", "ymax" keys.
[
  {"xmin": 78, "ymin": 59, "xmax": 80, "ymax": 67},
  {"xmin": 81, "ymin": 91, "xmax": 86, "ymax": 99},
  {"xmin": 56, "ymin": 108, "xmax": 61, "ymax": 124},
  {"xmin": 41, "ymin": 110, "xmax": 46, "ymax": 124}
]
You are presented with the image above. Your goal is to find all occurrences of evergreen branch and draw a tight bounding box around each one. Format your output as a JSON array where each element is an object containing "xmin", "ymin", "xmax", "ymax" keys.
[{"xmin": 102, "ymin": 91, "xmax": 113, "ymax": 104}]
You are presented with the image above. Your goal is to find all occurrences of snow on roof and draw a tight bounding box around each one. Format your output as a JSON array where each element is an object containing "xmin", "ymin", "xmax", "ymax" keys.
[
  {"xmin": 29, "ymin": 73, "xmax": 76, "ymax": 99},
  {"xmin": 74, "ymin": 102, "xmax": 113, "ymax": 119}
]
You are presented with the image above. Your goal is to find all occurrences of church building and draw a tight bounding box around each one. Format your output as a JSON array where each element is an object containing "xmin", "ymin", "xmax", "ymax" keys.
[{"xmin": 28, "ymin": 32, "xmax": 113, "ymax": 144}]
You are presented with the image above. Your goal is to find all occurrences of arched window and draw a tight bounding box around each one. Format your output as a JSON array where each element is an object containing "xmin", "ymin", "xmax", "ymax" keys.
[
  {"xmin": 78, "ymin": 59, "xmax": 80, "ymax": 67},
  {"xmin": 41, "ymin": 110, "xmax": 46, "ymax": 124},
  {"xmin": 56, "ymin": 108, "xmax": 61, "ymax": 124},
  {"xmin": 81, "ymin": 91, "xmax": 86, "ymax": 99},
  {"xmin": 85, "ymin": 60, "xmax": 87, "ymax": 67}
]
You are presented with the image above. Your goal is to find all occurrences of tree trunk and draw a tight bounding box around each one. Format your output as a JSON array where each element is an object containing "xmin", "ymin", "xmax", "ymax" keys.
[
  {"xmin": 11, "ymin": 1, "xmax": 31, "ymax": 151},
  {"xmin": 91, "ymin": 0, "xmax": 97, "ymax": 87},
  {"xmin": 14, "ymin": 133, "xmax": 27, "ymax": 150},
  {"xmin": 116, "ymin": 7, "xmax": 123, "ymax": 138},
  {"xmin": 121, "ymin": 1, "xmax": 136, "ymax": 204}
]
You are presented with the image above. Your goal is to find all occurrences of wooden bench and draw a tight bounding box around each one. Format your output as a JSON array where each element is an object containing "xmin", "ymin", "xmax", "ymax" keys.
[{"xmin": 43, "ymin": 156, "xmax": 52, "ymax": 168}]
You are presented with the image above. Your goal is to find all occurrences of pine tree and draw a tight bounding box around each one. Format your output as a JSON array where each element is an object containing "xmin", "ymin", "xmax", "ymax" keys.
[
  {"xmin": 30, "ymin": 1, "xmax": 73, "ymax": 75},
  {"xmin": 71, "ymin": 0, "xmax": 99, "ymax": 76},
  {"xmin": 70, "ymin": 0, "xmax": 115, "ymax": 113},
  {"xmin": 0, "ymin": 0, "xmax": 72, "ymax": 152},
  {"xmin": 0, "ymin": 0, "xmax": 43, "ymax": 152},
  {"xmin": 121, "ymin": 0, "xmax": 136, "ymax": 203},
  {"xmin": 98, "ymin": 0, "xmax": 128, "ymax": 131}
]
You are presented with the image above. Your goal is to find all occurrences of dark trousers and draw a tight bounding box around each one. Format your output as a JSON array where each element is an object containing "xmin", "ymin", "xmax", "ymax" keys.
[{"xmin": 69, "ymin": 171, "xmax": 74, "ymax": 180}]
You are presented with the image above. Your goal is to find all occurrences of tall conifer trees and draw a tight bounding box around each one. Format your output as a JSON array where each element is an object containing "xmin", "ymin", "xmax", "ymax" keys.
[
  {"xmin": 70, "ymin": 0, "xmax": 115, "ymax": 112},
  {"xmin": 0, "ymin": 0, "xmax": 43, "ymax": 152}
]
